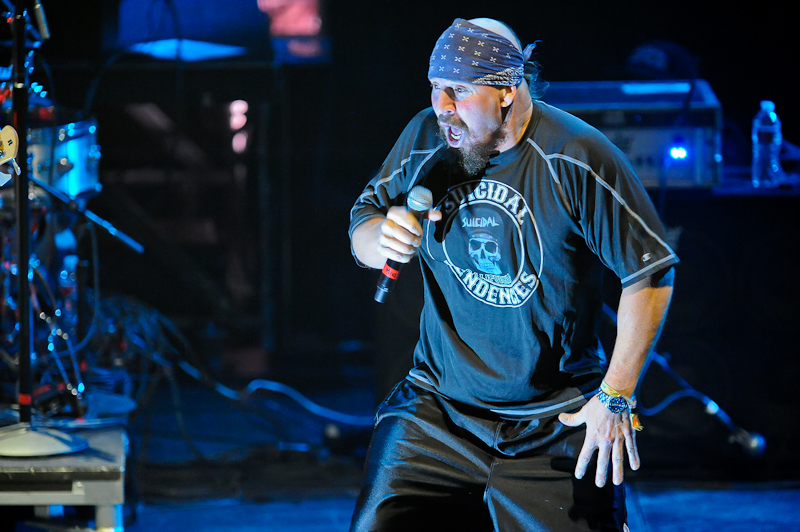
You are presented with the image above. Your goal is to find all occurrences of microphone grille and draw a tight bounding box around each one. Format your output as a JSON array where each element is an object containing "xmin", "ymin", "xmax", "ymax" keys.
[{"xmin": 407, "ymin": 186, "xmax": 433, "ymax": 212}]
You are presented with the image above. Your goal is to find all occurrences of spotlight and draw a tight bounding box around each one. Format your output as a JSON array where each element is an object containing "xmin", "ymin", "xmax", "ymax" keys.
[
  {"xmin": 229, "ymin": 100, "xmax": 248, "ymax": 131},
  {"xmin": 232, "ymin": 131, "xmax": 248, "ymax": 154},
  {"xmin": 669, "ymin": 146, "xmax": 687, "ymax": 159},
  {"xmin": 668, "ymin": 136, "xmax": 688, "ymax": 160}
]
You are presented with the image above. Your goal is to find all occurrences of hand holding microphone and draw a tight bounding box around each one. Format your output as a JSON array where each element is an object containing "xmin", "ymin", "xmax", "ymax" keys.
[{"xmin": 374, "ymin": 186, "xmax": 434, "ymax": 302}]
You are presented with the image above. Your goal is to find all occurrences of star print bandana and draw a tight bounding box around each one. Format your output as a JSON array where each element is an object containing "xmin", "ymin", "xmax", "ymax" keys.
[{"xmin": 428, "ymin": 18, "xmax": 528, "ymax": 86}]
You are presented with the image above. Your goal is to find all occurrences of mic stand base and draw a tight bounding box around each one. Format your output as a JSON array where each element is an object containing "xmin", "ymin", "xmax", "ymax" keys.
[{"xmin": 0, "ymin": 422, "xmax": 89, "ymax": 457}]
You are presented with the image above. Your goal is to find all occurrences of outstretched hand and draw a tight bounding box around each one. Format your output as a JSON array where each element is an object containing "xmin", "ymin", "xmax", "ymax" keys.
[{"xmin": 558, "ymin": 396, "xmax": 640, "ymax": 487}]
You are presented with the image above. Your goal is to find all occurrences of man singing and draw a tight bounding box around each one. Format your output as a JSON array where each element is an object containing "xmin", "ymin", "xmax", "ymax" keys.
[{"xmin": 348, "ymin": 17, "xmax": 677, "ymax": 531}]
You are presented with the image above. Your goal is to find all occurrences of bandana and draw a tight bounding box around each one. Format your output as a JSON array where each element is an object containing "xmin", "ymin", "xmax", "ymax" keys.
[{"xmin": 428, "ymin": 18, "xmax": 534, "ymax": 86}]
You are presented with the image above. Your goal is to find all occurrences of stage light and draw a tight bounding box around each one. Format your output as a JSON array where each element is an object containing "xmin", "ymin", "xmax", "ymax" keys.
[
  {"xmin": 229, "ymin": 100, "xmax": 249, "ymax": 131},
  {"xmin": 230, "ymin": 100, "xmax": 250, "ymax": 153},
  {"xmin": 128, "ymin": 39, "xmax": 247, "ymax": 62},
  {"xmin": 670, "ymin": 146, "xmax": 687, "ymax": 159},
  {"xmin": 232, "ymin": 131, "xmax": 249, "ymax": 154}
]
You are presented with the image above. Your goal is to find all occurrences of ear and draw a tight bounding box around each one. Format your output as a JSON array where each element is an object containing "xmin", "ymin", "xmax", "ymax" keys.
[{"xmin": 500, "ymin": 86, "xmax": 516, "ymax": 108}]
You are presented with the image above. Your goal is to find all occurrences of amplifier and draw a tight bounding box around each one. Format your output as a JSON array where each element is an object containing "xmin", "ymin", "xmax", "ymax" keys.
[{"xmin": 542, "ymin": 80, "xmax": 723, "ymax": 188}]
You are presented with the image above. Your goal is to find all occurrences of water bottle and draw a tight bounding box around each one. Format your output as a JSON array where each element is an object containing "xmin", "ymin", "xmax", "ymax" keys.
[{"xmin": 751, "ymin": 100, "xmax": 784, "ymax": 187}]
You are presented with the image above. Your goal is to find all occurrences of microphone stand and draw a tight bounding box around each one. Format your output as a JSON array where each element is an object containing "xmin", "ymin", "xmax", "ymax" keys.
[
  {"xmin": 29, "ymin": 175, "xmax": 145, "ymax": 254},
  {"xmin": 602, "ymin": 304, "xmax": 765, "ymax": 458},
  {"xmin": 0, "ymin": 0, "xmax": 88, "ymax": 456}
]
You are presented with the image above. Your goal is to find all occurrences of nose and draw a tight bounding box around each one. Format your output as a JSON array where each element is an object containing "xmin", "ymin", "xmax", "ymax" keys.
[{"xmin": 434, "ymin": 88, "xmax": 456, "ymax": 116}]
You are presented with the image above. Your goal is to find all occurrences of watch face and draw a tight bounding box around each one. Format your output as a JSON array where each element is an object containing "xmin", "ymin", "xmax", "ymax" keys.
[
  {"xmin": 599, "ymin": 392, "xmax": 629, "ymax": 414},
  {"xmin": 608, "ymin": 396, "xmax": 628, "ymax": 414}
]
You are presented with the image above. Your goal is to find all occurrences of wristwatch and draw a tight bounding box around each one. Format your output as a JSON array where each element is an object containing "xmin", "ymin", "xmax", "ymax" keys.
[{"xmin": 597, "ymin": 390, "xmax": 630, "ymax": 414}]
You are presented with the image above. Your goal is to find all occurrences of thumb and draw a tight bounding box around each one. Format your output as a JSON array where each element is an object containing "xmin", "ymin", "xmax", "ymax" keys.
[{"xmin": 558, "ymin": 410, "xmax": 585, "ymax": 427}]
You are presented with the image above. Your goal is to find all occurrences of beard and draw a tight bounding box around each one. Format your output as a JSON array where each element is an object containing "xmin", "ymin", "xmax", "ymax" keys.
[{"xmin": 438, "ymin": 118, "xmax": 507, "ymax": 177}]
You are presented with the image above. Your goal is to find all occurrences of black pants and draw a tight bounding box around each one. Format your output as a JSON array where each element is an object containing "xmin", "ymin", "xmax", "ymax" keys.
[{"xmin": 350, "ymin": 380, "xmax": 627, "ymax": 532}]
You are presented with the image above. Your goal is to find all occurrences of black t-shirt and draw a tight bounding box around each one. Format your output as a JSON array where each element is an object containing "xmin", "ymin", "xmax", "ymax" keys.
[{"xmin": 350, "ymin": 101, "xmax": 678, "ymax": 417}]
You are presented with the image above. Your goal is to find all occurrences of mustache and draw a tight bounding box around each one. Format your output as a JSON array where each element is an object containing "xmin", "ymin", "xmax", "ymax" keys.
[{"xmin": 438, "ymin": 115, "xmax": 467, "ymax": 130}]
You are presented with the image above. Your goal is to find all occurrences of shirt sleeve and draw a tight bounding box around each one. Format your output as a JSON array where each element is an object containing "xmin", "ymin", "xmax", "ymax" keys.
[
  {"xmin": 556, "ymin": 130, "xmax": 679, "ymax": 287},
  {"xmin": 348, "ymin": 109, "xmax": 444, "ymax": 267}
]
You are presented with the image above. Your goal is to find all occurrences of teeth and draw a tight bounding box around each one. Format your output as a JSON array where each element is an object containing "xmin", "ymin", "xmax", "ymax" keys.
[{"xmin": 451, "ymin": 130, "xmax": 462, "ymax": 140}]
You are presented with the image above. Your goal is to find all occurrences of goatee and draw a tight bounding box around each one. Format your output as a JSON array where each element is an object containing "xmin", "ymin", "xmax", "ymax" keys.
[
  {"xmin": 459, "ymin": 140, "xmax": 497, "ymax": 177},
  {"xmin": 439, "ymin": 125, "xmax": 506, "ymax": 177}
]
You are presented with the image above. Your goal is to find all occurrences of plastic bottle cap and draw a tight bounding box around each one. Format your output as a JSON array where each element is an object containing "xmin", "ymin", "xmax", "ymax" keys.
[{"xmin": 760, "ymin": 100, "xmax": 775, "ymax": 112}]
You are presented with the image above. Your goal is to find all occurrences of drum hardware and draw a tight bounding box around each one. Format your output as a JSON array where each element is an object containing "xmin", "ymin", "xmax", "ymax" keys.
[
  {"xmin": 27, "ymin": 173, "xmax": 144, "ymax": 254},
  {"xmin": 0, "ymin": 0, "xmax": 88, "ymax": 457},
  {"xmin": 1, "ymin": 2, "xmax": 151, "ymax": 458},
  {"xmin": 32, "ymin": 153, "xmax": 75, "ymax": 179},
  {"xmin": 27, "ymin": 119, "xmax": 103, "ymax": 199},
  {"xmin": 0, "ymin": 124, "xmax": 143, "ymax": 424},
  {"xmin": 0, "ymin": 259, "xmax": 85, "ymax": 417}
]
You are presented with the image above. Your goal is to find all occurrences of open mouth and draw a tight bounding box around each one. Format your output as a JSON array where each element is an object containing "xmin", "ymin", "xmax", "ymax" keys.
[{"xmin": 440, "ymin": 122, "xmax": 465, "ymax": 147}]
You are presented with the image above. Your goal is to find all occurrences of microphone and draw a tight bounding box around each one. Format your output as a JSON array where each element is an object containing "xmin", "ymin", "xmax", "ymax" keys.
[
  {"xmin": 704, "ymin": 398, "xmax": 767, "ymax": 458},
  {"xmin": 729, "ymin": 426, "xmax": 766, "ymax": 458},
  {"xmin": 374, "ymin": 186, "xmax": 433, "ymax": 303},
  {"xmin": 31, "ymin": 0, "xmax": 51, "ymax": 41}
]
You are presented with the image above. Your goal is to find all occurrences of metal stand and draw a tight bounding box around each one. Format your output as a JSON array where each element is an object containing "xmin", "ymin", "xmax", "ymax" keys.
[
  {"xmin": 0, "ymin": 423, "xmax": 88, "ymax": 456},
  {"xmin": 28, "ymin": 174, "xmax": 144, "ymax": 254},
  {"xmin": 0, "ymin": 0, "xmax": 87, "ymax": 457},
  {"xmin": 603, "ymin": 303, "xmax": 766, "ymax": 457}
]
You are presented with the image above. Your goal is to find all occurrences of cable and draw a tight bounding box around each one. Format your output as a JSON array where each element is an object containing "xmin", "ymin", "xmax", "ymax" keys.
[
  {"xmin": 164, "ymin": 366, "xmax": 208, "ymax": 462},
  {"xmin": 129, "ymin": 297, "xmax": 375, "ymax": 427},
  {"xmin": 635, "ymin": 382, "xmax": 710, "ymax": 417},
  {"xmin": 10, "ymin": 283, "xmax": 374, "ymax": 452},
  {"xmin": 49, "ymin": 221, "xmax": 102, "ymax": 356},
  {"xmin": 174, "ymin": 357, "xmax": 373, "ymax": 426},
  {"xmin": 175, "ymin": 359, "xmax": 373, "ymax": 427},
  {"xmin": 602, "ymin": 304, "xmax": 766, "ymax": 457}
]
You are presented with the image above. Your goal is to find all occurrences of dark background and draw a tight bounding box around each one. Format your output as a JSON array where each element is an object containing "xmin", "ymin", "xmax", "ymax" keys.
[{"xmin": 8, "ymin": 1, "xmax": 798, "ymax": 478}]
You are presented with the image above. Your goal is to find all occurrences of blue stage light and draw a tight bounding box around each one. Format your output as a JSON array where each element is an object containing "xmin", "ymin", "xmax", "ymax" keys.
[
  {"xmin": 128, "ymin": 39, "xmax": 247, "ymax": 62},
  {"xmin": 670, "ymin": 146, "xmax": 688, "ymax": 159}
]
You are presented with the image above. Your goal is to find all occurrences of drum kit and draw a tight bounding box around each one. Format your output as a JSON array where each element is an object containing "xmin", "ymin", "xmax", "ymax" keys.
[
  {"xmin": 0, "ymin": 1, "xmax": 143, "ymax": 456},
  {"xmin": 0, "ymin": 107, "xmax": 101, "ymax": 413}
]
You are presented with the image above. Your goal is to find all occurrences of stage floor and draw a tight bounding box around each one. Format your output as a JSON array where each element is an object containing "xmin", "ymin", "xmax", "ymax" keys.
[
  {"xmin": 126, "ymin": 480, "xmax": 800, "ymax": 532},
  {"xmin": 5, "ymin": 361, "xmax": 800, "ymax": 531}
]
